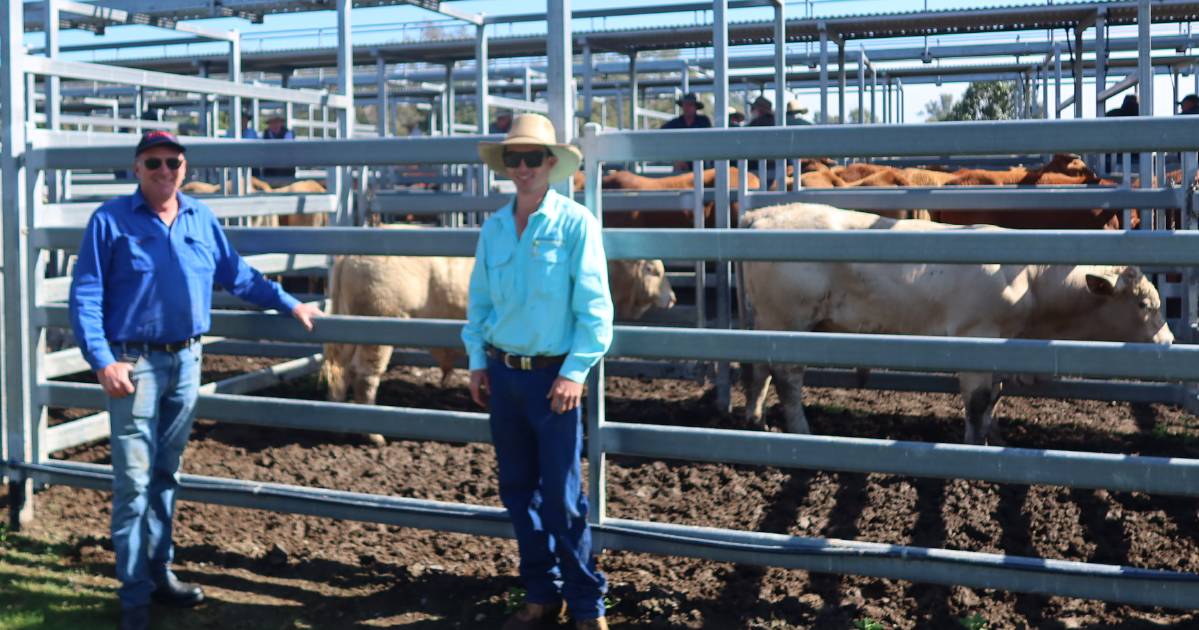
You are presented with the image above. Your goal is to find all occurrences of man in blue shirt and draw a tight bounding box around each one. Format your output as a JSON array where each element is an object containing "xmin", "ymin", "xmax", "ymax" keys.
[
  {"xmin": 464, "ymin": 114, "xmax": 613, "ymax": 630},
  {"xmin": 69, "ymin": 131, "xmax": 322, "ymax": 630}
]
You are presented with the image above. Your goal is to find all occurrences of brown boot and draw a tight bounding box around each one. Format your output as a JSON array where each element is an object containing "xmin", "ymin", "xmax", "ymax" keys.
[
  {"xmin": 502, "ymin": 601, "xmax": 562, "ymax": 630},
  {"xmin": 575, "ymin": 618, "xmax": 609, "ymax": 630}
]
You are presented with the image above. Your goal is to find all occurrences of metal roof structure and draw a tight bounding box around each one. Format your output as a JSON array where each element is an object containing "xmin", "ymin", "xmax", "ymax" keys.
[{"xmin": 38, "ymin": 0, "xmax": 1199, "ymax": 74}]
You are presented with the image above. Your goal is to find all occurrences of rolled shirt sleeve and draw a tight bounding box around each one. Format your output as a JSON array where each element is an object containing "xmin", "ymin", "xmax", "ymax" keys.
[
  {"xmin": 461, "ymin": 233, "xmax": 492, "ymax": 371},
  {"xmin": 560, "ymin": 213, "xmax": 613, "ymax": 383},
  {"xmin": 69, "ymin": 213, "xmax": 117, "ymax": 371}
]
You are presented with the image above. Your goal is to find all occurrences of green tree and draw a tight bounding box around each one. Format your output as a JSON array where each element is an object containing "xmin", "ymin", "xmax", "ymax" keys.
[
  {"xmin": 922, "ymin": 93, "xmax": 957, "ymax": 121},
  {"xmin": 940, "ymin": 80, "xmax": 1017, "ymax": 121}
]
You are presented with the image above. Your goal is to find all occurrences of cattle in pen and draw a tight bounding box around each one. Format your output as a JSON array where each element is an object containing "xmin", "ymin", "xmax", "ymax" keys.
[{"xmin": 738, "ymin": 203, "xmax": 1173, "ymax": 444}]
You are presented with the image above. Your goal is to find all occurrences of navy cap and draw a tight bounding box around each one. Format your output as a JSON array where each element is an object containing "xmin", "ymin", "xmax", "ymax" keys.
[{"xmin": 134, "ymin": 130, "xmax": 186, "ymax": 157}]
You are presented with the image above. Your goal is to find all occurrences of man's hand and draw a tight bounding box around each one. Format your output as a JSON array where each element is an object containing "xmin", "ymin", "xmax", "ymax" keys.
[
  {"xmin": 548, "ymin": 376, "xmax": 583, "ymax": 414},
  {"xmin": 469, "ymin": 369, "xmax": 490, "ymax": 409},
  {"xmin": 292, "ymin": 303, "xmax": 324, "ymax": 332},
  {"xmin": 98, "ymin": 362, "xmax": 136, "ymax": 399}
]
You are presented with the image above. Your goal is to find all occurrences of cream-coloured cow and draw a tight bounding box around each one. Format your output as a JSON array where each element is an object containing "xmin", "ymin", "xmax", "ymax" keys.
[
  {"xmin": 739, "ymin": 203, "xmax": 1173, "ymax": 444},
  {"xmin": 321, "ymin": 226, "xmax": 676, "ymax": 408}
]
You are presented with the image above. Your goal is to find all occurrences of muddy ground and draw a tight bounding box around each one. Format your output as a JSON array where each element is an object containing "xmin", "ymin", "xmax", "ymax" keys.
[{"xmin": 19, "ymin": 353, "xmax": 1199, "ymax": 629}]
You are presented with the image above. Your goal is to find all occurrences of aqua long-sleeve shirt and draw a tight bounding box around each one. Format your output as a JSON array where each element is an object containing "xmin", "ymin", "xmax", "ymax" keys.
[
  {"xmin": 69, "ymin": 188, "xmax": 301, "ymax": 372},
  {"xmin": 461, "ymin": 189, "xmax": 614, "ymax": 383}
]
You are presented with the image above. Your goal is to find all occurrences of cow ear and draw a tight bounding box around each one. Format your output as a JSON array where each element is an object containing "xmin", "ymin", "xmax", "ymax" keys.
[{"xmin": 1085, "ymin": 273, "xmax": 1117, "ymax": 296}]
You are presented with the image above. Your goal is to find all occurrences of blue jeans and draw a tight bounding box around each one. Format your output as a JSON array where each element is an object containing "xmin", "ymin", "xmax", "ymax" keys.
[
  {"xmin": 107, "ymin": 344, "xmax": 202, "ymax": 610},
  {"xmin": 487, "ymin": 356, "xmax": 607, "ymax": 620}
]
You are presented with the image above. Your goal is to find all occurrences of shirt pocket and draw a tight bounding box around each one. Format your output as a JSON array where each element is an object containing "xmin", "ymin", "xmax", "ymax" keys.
[
  {"xmin": 182, "ymin": 236, "xmax": 217, "ymax": 274},
  {"xmin": 485, "ymin": 240, "xmax": 515, "ymax": 305},
  {"xmin": 530, "ymin": 238, "xmax": 569, "ymax": 298},
  {"xmin": 113, "ymin": 235, "xmax": 155, "ymax": 277}
]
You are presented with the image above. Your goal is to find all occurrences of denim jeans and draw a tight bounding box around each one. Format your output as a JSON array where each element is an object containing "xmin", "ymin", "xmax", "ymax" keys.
[
  {"xmin": 487, "ymin": 356, "xmax": 607, "ymax": 620},
  {"xmin": 107, "ymin": 344, "xmax": 202, "ymax": 610}
]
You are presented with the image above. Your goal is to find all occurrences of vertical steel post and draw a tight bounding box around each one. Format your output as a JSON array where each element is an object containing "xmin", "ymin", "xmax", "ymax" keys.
[
  {"xmin": 582, "ymin": 41, "xmax": 594, "ymax": 122},
  {"xmin": 476, "ymin": 24, "xmax": 489, "ymax": 192},
  {"xmin": 713, "ymin": 0, "xmax": 732, "ymax": 413},
  {"xmin": 44, "ymin": 0, "xmax": 61, "ymax": 201},
  {"xmin": 335, "ymin": 0, "xmax": 354, "ymax": 227},
  {"xmin": 581, "ymin": 122, "xmax": 606, "ymax": 540},
  {"xmin": 1095, "ymin": 10, "xmax": 1108, "ymax": 117},
  {"xmin": 774, "ymin": 4, "xmax": 787, "ymax": 182},
  {"xmin": 548, "ymin": 0, "xmax": 573, "ymax": 196},
  {"xmin": 1137, "ymin": 0, "xmax": 1152, "ymax": 217},
  {"xmin": 629, "ymin": 52, "xmax": 639, "ymax": 131},
  {"xmin": 818, "ymin": 23, "xmax": 829, "ymax": 124},
  {"xmin": 3, "ymin": 0, "xmax": 34, "ymax": 527},
  {"xmin": 378, "ymin": 57, "xmax": 390, "ymax": 137},
  {"xmin": 229, "ymin": 32, "xmax": 244, "ymax": 194},
  {"xmin": 445, "ymin": 63, "xmax": 456, "ymax": 136},
  {"xmin": 857, "ymin": 47, "xmax": 865, "ymax": 124},
  {"xmin": 837, "ymin": 42, "xmax": 846, "ymax": 124},
  {"xmin": 1073, "ymin": 24, "xmax": 1085, "ymax": 118},
  {"xmin": 1053, "ymin": 42, "xmax": 1062, "ymax": 119}
]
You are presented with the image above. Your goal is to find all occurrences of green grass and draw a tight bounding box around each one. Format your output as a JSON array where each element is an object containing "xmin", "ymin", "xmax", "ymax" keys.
[{"xmin": 0, "ymin": 525, "xmax": 119, "ymax": 630}]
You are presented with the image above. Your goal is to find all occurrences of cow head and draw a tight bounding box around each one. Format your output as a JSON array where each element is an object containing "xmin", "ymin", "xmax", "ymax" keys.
[
  {"xmin": 1082, "ymin": 267, "xmax": 1174, "ymax": 344},
  {"xmin": 609, "ymin": 259, "xmax": 676, "ymax": 320}
]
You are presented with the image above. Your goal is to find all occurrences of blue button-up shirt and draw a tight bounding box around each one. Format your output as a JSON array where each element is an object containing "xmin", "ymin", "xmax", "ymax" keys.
[
  {"xmin": 462, "ymin": 189, "xmax": 614, "ymax": 383},
  {"xmin": 69, "ymin": 189, "xmax": 300, "ymax": 371}
]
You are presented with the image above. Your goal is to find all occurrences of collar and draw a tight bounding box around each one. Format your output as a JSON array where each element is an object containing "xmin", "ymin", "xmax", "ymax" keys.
[
  {"xmin": 499, "ymin": 188, "xmax": 561, "ymax": 227},
  {"xmin": 131, "ymin": 187, "xmax": 197, "ymax": 216}
]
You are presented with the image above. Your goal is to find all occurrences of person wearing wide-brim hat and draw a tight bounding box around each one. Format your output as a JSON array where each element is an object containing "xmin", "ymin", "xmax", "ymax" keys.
[
  {"xmin": 467, "ymin": 113, "xmax": 613, "ymax": 630},
  {"xmin": 748, "ymin": 95, "xmax": 775, "ymax": 127},
  {"xmin": 661, "ymin": 92, "xmax": 712, "ymax": 131},
  {"xmin": 785, "ymin": 99, "xmax": 813, "ymax": 126}
]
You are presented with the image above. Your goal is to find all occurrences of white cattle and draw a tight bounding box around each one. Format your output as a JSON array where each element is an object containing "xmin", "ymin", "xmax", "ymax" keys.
[
  {"xmin": 321, "ymin": 226, "xmax": 676, "ymax": 407},
  {"xmin": 739, "ymin": 203, "xmax": 1173, "ymax": 444}
]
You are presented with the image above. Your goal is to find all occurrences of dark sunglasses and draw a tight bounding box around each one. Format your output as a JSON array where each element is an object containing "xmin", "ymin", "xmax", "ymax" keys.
[
  {"xmin": 502, "ymin": 149, "xmax": 550, "ymax": 169},
  {"xmin": 142, "ymin": 157, "xmax": 183, "ymax": 171}
]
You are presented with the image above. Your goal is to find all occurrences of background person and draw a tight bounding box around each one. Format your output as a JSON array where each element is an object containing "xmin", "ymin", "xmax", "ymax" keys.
[
  {"xmin": 261, "ymin": 115, "xmax": 296, "ymax": 179},
  {"xmin": 1179, "ymin": 94, "xmax": 1198, "ymax": 115},
  {"xmin": 747, "ymin": 95, "xmax": 775, "ymax": 127},
  {"xmin": 69, "ymin": 131, "xmax": 322, "ymax": 630},
  {"xmin": 463, "ymin": 114, "xmax": 613, "ymax": 630},
  {"xmin": 662, "ymin": 93, "xmax": 713, "ymax": 171}
]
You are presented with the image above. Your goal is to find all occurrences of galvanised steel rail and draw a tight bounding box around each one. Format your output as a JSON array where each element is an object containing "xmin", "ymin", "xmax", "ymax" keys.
[
  {"xmin": 10, "ymin": 457, "xmax": 1199, "ymax": 610},
  {"xmin": 31, "ymin": 226, "xmax": 1199, "ymax": 266}
]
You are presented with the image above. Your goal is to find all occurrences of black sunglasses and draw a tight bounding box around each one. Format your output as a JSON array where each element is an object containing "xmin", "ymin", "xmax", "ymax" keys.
[
  {"xmin": 142, "ymin": 157, "xmax": 183, "ymax": 171},
  {"xmin": 502, "ymin": 149, "xmax": 550, "ymax": 169}
]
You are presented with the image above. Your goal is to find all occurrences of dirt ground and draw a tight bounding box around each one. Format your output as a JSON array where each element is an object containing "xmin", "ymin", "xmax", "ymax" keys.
[{"xmin": 19, "ymin": 353, "xmax": 1199, "ymax": 629}]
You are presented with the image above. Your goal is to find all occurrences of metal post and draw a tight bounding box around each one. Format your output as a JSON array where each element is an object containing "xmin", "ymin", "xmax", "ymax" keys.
[
  {"xmin": 281, "ymin": 68, "xmax": 294, "ymax": 129},
  {"xmin": 1041, "ymin": 60, "xmax": 1049, "ymax": 120},
  {"xmin": 581, "ymin": 121, "xmax": 606, "ymax": 539},
  {"xmin": 837, "ymin": 42, "xmax": 846, "ymax": 124},
  {"xmin": 629, "ymin": 51, "xmax": 639, "ymax": 131},
  {"xmin": 1137, "ymin": 0, "xmax": 1152, "ymax": 209},
  {"xmin": 870, "ymin": 62, "xmax": 878, "ymax": 123},
  {"xmin": 1053, "ymin": 42, "xmax": 1062, "ymax": 118},
  {"xmin": 335, "ymin": 0, "xmax": 353, "ymax": 228},
  {"xmin": 548, "ymin": 0, "xmax": 573, "ymax": 196},
  {"xmin": 229, "ymin": 31, "xmax": 243, "ymax": 194},
  {"xmin": 681, "ymin": 60, "xmax": 690, "ymax": 95},
  {"xmin": 197, "ymin": 62, "xmax": 210, "ymax": 136},
  {"xmin": 445, "ymin": 64, "xmax": 456, "ymax": 136},
  {"xmin": 1073, "ymin": 25, "xmax": 1085, "ymax": 118},
  {"xmin": 774, "ymin": 4, "xmax": 786, "ymax": 180},
  {"xmin": 582, "ymin": 42, "xmax": 594, "ymax": 121},
  {"xmin": 857, "ymin": 47, "xmax": 866, "ymax": 124},
  {"xmin": 897, "ymin": 78, "xmax": 904, "ymax": 123},
  {"xmin": 713, "ymin": 0, "xmax": 732, "ymax": 413},
  {"xmin": 1095, "ymin": 10, "xmax": 1108, "ymax": 117},
  {"xmin": 3, "ymin": 0, "xmax": 34, "ymax": 527},
  {"xmin": 476, "ymin": 24, "xmax": 489, "ymax": 193},
  {"xmin": 378, "ymin": 57, "xmax": 390, "ymax": 137},
  {"xmin": 818, "ymin": 23, "xmax": 829, "ymax": 124},
  {"xmin": 44, "ymin": 0, "xmax": 60, "ymax": 201}
]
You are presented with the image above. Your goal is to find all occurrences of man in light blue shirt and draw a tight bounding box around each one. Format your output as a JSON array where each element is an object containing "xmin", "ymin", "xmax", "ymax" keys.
[{"xmin": 463, "ymin": 114, "xmax": 613, "ymax": 630}]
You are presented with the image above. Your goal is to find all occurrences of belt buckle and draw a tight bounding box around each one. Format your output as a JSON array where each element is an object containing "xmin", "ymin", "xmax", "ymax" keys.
[
  {"xmin": 520, "ymin": 356, "xmax": 532, "ymax": 370},
  {"xmin": 502, "ymin": 352, "xmax": 516, "ymax": 370}
]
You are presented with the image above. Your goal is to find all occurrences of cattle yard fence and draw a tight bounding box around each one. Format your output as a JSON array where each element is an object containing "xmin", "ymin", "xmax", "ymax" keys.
[{"xmin": 4, "ymin": 112, "xmax": 1199, "ymax": 608}]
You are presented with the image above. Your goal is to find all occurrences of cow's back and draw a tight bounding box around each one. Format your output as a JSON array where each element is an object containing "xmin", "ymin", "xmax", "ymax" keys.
[{"xmin": 740, "ymin": 204, "xmax": 1025, "ymax": 338}]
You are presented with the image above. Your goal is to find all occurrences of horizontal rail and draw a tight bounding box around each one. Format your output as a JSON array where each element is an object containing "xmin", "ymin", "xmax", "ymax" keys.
[
  {"xmin": 35, "ymin": 308, "xmax": 1199, "ymax": 381},
  {"xmin": 20, "ymin": 55, "xmax": 349, "ymax": 109},
  {"xmin": 40, "ymin": 194, "xmax": 336, "ymax": 227},
  {"xmin": 745, "ymin": 187, "xmax": 1184, "ymax": 211},
  {"xmin": 581, "ymin": 117, "xmax": 1199, "ymax": 161},
  {"xmin": 371, "ymin": 190, "xmax": 700, "ymax": 215},
  {"xmin": 32, "ymin": 227, "xmax": 1199, "ymax": 266},
  {"xmin": 12, "ymin": 460, "xmax": 1199, "ymax": 609},
  {"xmin": 29, "ymin": 135, "xmax": 502, "ymax": 170}
]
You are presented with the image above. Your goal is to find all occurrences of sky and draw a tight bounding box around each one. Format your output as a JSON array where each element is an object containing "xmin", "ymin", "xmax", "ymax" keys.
[{"xmin": 26, "ymin": 0, "xmax": 1199, "ymax": 123}]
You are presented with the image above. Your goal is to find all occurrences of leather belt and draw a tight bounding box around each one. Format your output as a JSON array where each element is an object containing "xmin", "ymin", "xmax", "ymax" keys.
[
  {"xmin": 114, "ymin": 335, "xmax": 202, "ymax": 354},
  {"xmin": 486, "ymin": 345, "xmax": 566, "ymax": 371}
]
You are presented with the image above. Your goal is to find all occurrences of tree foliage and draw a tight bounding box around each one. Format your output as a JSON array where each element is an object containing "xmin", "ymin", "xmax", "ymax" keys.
[
  {"xmin": 939, "ymin": 81, "xmax": 1018, "ymax": 121},
  {"xmin": 922, "ymin": 93, "xmax": 957, "ymax": 121}
]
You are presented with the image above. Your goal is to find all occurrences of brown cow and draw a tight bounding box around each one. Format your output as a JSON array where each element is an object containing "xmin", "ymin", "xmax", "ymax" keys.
[{"xmin": 585, "ymin": 167, "xmax": 760, "ymax": 228}]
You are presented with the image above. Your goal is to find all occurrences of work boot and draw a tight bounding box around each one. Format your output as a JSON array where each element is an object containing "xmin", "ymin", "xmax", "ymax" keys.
[
  {"xmin": 118, "ymin": 606, "xmax": 150, "ymax": 630},
  {"xmin": 575, "ymin": 617, "xmax": 609, "ymax": 630},
  {"xmin": 150, "ymin": 570, "xmax": 205, "ymax": 608},
  {"xmin": 501, "ymin": 601, "xmax": 562, "ymax": 630}
]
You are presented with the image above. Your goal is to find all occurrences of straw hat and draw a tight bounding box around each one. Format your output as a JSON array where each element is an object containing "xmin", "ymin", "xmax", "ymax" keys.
[
  {"xmin": 478, "ymin": 113, "xmax": 582, "ymax": 184},
  {"xmin": 786, "ymin": 100, "xmax": 809, "ymax": 114}
]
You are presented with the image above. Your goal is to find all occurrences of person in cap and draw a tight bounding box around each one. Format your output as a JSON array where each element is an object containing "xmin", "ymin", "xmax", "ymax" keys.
[
  {"xmin": 1179, "ymin": 94, "xmax": 1199, "ymax": 115},
  {"xmin": 785, "ymin": 99, "xmax": 813, "ymax": 126},
  {"xmin": 464, "ymin": 113, "xmax": 613, "ymax": 630},
  {"xmin": 729, "ymin": 107, "xmax": 746, "ymax": 127},
  {"xmin": 748, "ymin": 95, "xmax": 775, "ymax": 127},
  {"xmin": 661, "ymin": 92, "xmax": 712, "ymax": 130},
  {"xmin": 490, "ymin": 109, "xmax": 515, "ymax": 134},
  {"xmin": 261, "ymin": 115, "xmax": 296, "ymax": 178},
  {"xmin": 69, "ymin": 131, "xmax": 323, "ymax": 630}
]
